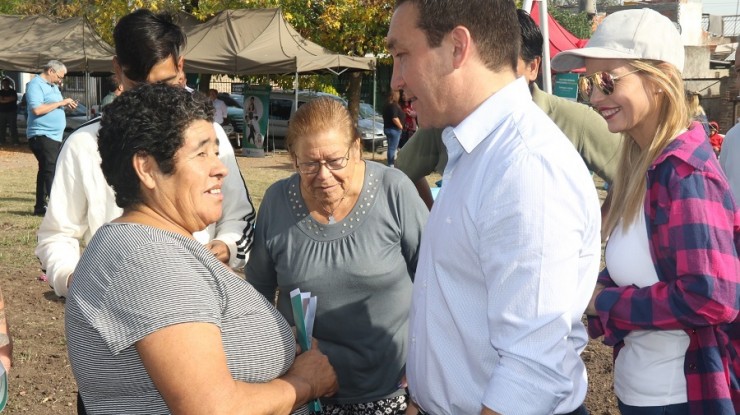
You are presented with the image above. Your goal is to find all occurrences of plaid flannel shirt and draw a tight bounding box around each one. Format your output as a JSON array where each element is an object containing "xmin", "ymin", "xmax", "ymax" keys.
[{"xmin": 588, "ymin": 123, "xmax": 740, "ymax": 414}]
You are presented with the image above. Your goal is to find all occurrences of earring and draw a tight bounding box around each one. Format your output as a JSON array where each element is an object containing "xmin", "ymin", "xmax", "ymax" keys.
[{"xmin": 656, "ymin": 89, "xmax": 663, "ymax": 93}]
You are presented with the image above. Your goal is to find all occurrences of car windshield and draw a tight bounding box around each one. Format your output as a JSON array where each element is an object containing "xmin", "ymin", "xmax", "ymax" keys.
[
  {"xmin": 359, "ymin": 103, "xmax": 380, "ymax": 119},
  {"xmin": 230, "ymin": 94, "xmax": 244, "ymax": 107},
  {"xmin": 216, "ymin": 93, "xmax": 242, "ymax": 108}
]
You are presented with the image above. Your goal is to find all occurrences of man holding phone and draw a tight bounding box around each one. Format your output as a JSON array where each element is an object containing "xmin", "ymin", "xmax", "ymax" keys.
[{"xmin": 26, "ymin": 60, "xmax": 78, "ymax": 216}]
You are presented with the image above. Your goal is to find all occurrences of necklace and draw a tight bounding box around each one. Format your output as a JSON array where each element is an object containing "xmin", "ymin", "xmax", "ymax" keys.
[{"xmin": 326, "ymin": 194, "xmax": 346, "ymax": 224}]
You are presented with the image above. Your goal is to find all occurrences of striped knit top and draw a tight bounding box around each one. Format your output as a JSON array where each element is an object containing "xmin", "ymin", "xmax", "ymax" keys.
[{"xmin": 66, "ymin": 222, "xmax": 305, "ymax": 414}]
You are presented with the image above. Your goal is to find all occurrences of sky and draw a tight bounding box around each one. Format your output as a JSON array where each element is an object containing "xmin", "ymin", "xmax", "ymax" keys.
[{"xmin": 702, "ymin": 0, "xmax": 740, "ymax": 15}]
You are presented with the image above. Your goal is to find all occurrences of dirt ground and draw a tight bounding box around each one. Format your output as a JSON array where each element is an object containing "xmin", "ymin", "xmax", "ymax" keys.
[{"xmin": 0, "ymin": 144, "xmax": 618, "ymax": 414}]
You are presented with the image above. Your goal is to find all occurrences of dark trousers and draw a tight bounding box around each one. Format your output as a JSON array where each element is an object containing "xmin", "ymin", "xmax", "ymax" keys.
[
  {"xmin": 617, "ymin": 399, "xmax": 689, "ymax": 415},
  {"xmin": 0, "ymin": 111, "xmax": 18, "ymax": 144},
  {"xmin": 28, "ymin": 135, "xmax": 61, "ymax": 212}
]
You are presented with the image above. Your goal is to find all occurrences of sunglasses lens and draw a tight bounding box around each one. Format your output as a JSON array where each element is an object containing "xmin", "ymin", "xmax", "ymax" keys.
[
  {"xmin": 578, "ymin": 76, "xmax": 593, "ymax": 101},
  {"xmin": 598, "ymin": 72, "xmax": 615, "ymax": 95}
]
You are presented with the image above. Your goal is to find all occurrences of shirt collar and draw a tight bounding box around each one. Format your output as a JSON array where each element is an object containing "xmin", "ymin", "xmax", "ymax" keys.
[
  {"xmin": 650, "ymin": 121, "xmax": 714, "ymax": 171},
  {"xmin": 446, "ymin": 77, "xmax": 532, "ymax": 154},
  {"xmin": 37, "ymin": 74, "xmax": 57, "ymax": 87}
]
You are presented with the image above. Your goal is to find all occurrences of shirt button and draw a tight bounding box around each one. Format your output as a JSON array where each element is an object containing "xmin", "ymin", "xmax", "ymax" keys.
[{"xmin": 688, "ymin": 363, "xmax": 697, "ymax": 371}]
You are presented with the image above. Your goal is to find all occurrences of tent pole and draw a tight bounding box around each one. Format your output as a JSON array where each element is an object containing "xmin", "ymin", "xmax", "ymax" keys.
[
  {"xmin": 522, "ymin": 0, "xmax": 534, "ymax": 13},
  {"xmin": 539, "ymin": 0, "xmax": 552, "ymax": 94},
  {"xmin": 85, "ymin": 72, "xmax": 91, "ymax": 118},
  {"xmin": 372, "ymin": 67, "xmax": 377, "ymax": 160},
  {"xmin": 293, "ymin": 72, "xmax": 299, "ymax": 114}
]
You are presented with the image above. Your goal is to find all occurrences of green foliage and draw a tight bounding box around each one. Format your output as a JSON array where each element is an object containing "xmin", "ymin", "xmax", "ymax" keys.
[
  {"xmin": 2, "ymin": 0, "xmax": 386, "ymax": 114},
  {"xmin": 235, "ymin": 73, "xmax": 339, "ymax": 94},
  {"xmin": 549, "ymin": 6, "xmax": 593, "ymax": 39}
]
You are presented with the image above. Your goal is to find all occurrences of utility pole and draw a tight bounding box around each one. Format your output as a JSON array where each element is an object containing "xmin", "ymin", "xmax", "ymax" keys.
[{"xmin": 579, "ymin": 0, "xmax": 596, "ymax": 15}]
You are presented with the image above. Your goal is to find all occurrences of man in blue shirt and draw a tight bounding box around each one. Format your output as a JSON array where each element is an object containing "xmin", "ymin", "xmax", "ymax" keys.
[{"xmin": 26, "ymin": 60, "xmax": 78, "ymax": 215}]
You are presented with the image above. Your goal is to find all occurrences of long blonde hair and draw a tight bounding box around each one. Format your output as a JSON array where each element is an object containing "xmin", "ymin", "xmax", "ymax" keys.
[
  {"xmin": 686, "ymin": 91, "xmax": 706, "ymax": 119},
  {"xmin": 602, "ymin": 60, "xmax": 691, "ymax": 239}
]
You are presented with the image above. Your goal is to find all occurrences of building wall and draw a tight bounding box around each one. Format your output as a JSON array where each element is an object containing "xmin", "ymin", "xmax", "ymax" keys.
[{"xmin": 684, "ymin": 46, "xmax": 734, "ymax": 133}]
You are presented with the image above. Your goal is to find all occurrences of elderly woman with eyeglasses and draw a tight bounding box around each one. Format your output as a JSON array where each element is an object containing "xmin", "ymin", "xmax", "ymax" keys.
[
  {"xmin": 246, "ymin": 97, "xmax": 428, "ymax": 415},
  {"xmin": 553, "ymin": 9, "xmax": 740, "ymax": 415}
]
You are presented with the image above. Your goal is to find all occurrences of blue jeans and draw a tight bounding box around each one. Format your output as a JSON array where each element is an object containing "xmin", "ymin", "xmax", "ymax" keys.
[
  {"xmin": 618, "ymin": 399, "xmax": 689, "ymax": 415},
  {"xmin": 384, "ymin": 127, "xmax": 401, "ymax": 166}
]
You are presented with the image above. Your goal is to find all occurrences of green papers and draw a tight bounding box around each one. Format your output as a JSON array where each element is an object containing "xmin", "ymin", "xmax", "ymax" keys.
[
  {"xmin": 0, "ymin": 364, "xmax": 7, "ymax": 412},
  {"xmin": 290, "ymin": 288, "xmax": 320, "ymax": 413}
]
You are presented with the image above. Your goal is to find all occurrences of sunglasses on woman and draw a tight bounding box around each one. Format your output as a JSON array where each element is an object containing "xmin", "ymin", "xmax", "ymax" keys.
[{"xmin": 578, "ymin": 69, "xmax": 640, "ymax": 102}]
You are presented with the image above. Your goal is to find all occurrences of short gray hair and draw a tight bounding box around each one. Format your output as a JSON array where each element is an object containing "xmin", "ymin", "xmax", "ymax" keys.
[{"xmin": 43, "ymin": 60, "xmax": 66, "ymax": 74}]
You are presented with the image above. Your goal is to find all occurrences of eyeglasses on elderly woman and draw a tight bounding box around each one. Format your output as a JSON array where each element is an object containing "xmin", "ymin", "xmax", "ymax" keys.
[
  {"xmin": 296, "ymin": 147, "xmax": 352, "ymax": 175},
  {"xmin": 578, "ymin": 69, "xmax": 641, "ymax": 102}
]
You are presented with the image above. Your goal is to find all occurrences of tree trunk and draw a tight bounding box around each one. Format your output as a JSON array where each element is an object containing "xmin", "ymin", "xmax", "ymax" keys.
[
  {"xmin": 198, "ymin": 73, "xmax": 211, "ymax": 94},
  {"xmin": 184, "ymin": 0, "xmax": 199, "ymax": 14},
  {"xmin": 347, "ymin": 72, "xmax": 362, "ymax": 124}
]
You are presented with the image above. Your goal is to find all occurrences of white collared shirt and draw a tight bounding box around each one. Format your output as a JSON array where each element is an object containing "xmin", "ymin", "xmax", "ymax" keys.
[
  {"xmin": 407, "ymin": 77, "xmax": 601, "ymax": 415},
  {"xmin": 720, "ymin": 124, "xmax": 740, "ymax": 201}
]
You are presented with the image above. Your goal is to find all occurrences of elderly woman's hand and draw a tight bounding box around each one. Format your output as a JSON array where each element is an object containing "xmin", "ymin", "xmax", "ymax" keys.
[
  {"xmin": 205, "ymin": 240, "xmax": 230, "ymax": 264},
  {"xmin": 284, "ymin": 340, "xmax": 338, "ymax": 401}
]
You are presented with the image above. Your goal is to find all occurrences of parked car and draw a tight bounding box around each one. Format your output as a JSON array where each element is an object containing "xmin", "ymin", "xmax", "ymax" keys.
[
  {"xmin": 357, "ymin": 103, "xmax": 386, "ymax": 152},
  {"xmin": 217, "ymin": 93, "xmax": 245, "ymax": 133},
  {"xmin": 221, "ymin": 90, "xmax": 386, "ymax": 151}
]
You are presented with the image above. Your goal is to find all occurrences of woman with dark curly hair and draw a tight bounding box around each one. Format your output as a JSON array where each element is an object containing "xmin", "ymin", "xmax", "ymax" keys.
[{"xmin": 65, "ymin": 84, "xmax": 337, "ymax": 415}]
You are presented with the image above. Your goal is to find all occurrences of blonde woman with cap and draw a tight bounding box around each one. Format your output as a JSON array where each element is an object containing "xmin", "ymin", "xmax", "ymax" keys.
[{"xmin": 553, "ymin": 8, "xmax": 740, "ymax": 415}]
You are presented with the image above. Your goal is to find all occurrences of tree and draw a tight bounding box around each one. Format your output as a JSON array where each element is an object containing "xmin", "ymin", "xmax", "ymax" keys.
[
  {"xmin": 549, "ymin": 6, "xmax": 592, "ymax": 39},
  {"xmin": 226, "ymin": 0, "xmax": 389, "ymax": 121},
  {"xmin": 4, "ymin": 0, "xmax": 387, "ymax": 119}
]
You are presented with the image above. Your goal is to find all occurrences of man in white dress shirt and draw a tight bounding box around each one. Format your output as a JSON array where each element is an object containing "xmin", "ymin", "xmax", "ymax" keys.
[
  {"xmin": 208, "ymin": 88, "xmax": 228, "ymax": 125},
  {"xmin": 387, "ymin": 1, "xmax": 601, "ymax": 414}
]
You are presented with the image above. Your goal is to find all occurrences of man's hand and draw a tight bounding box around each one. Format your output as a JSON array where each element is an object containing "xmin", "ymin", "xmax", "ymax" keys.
[
  {"xmin": 61, "ymin": 98, "xmax": 77, "ymax": 109},
  {"xmin": 205, "ymin": 240, "xmax": 230, "ymax": 264}
]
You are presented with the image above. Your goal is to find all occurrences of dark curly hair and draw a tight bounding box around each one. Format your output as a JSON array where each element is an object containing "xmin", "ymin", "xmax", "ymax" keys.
[{"xmin": 98, "ymin": 84, "xmax": 214, "ymax": 208}]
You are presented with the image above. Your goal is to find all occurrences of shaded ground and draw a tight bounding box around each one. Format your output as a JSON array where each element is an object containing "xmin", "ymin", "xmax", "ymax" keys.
[{"xmin": 0, "ymin": 144, "xmax": 617, "ymax": 414}]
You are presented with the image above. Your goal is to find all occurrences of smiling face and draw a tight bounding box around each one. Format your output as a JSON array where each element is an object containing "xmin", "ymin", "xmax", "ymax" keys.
[
  {"xmin": 152, "ymin": 120, "xmax": 227, "ymax": 234},
  {"xmin": 584, "ymin": 58, "xmax": 661, "ymax": 148},
  {"xmin": 387, "ymin": 2, "xmax": 455, "ymax": 129},
  {"xmin": 292, "ymin": 128, "xmax": 361, "ymax": 207}
]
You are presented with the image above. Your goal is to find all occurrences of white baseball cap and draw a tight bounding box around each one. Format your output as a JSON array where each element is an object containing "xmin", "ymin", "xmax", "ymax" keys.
[{"xmin": 551, "ymin": 8, "xmax": 684, "ymax": 73}]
